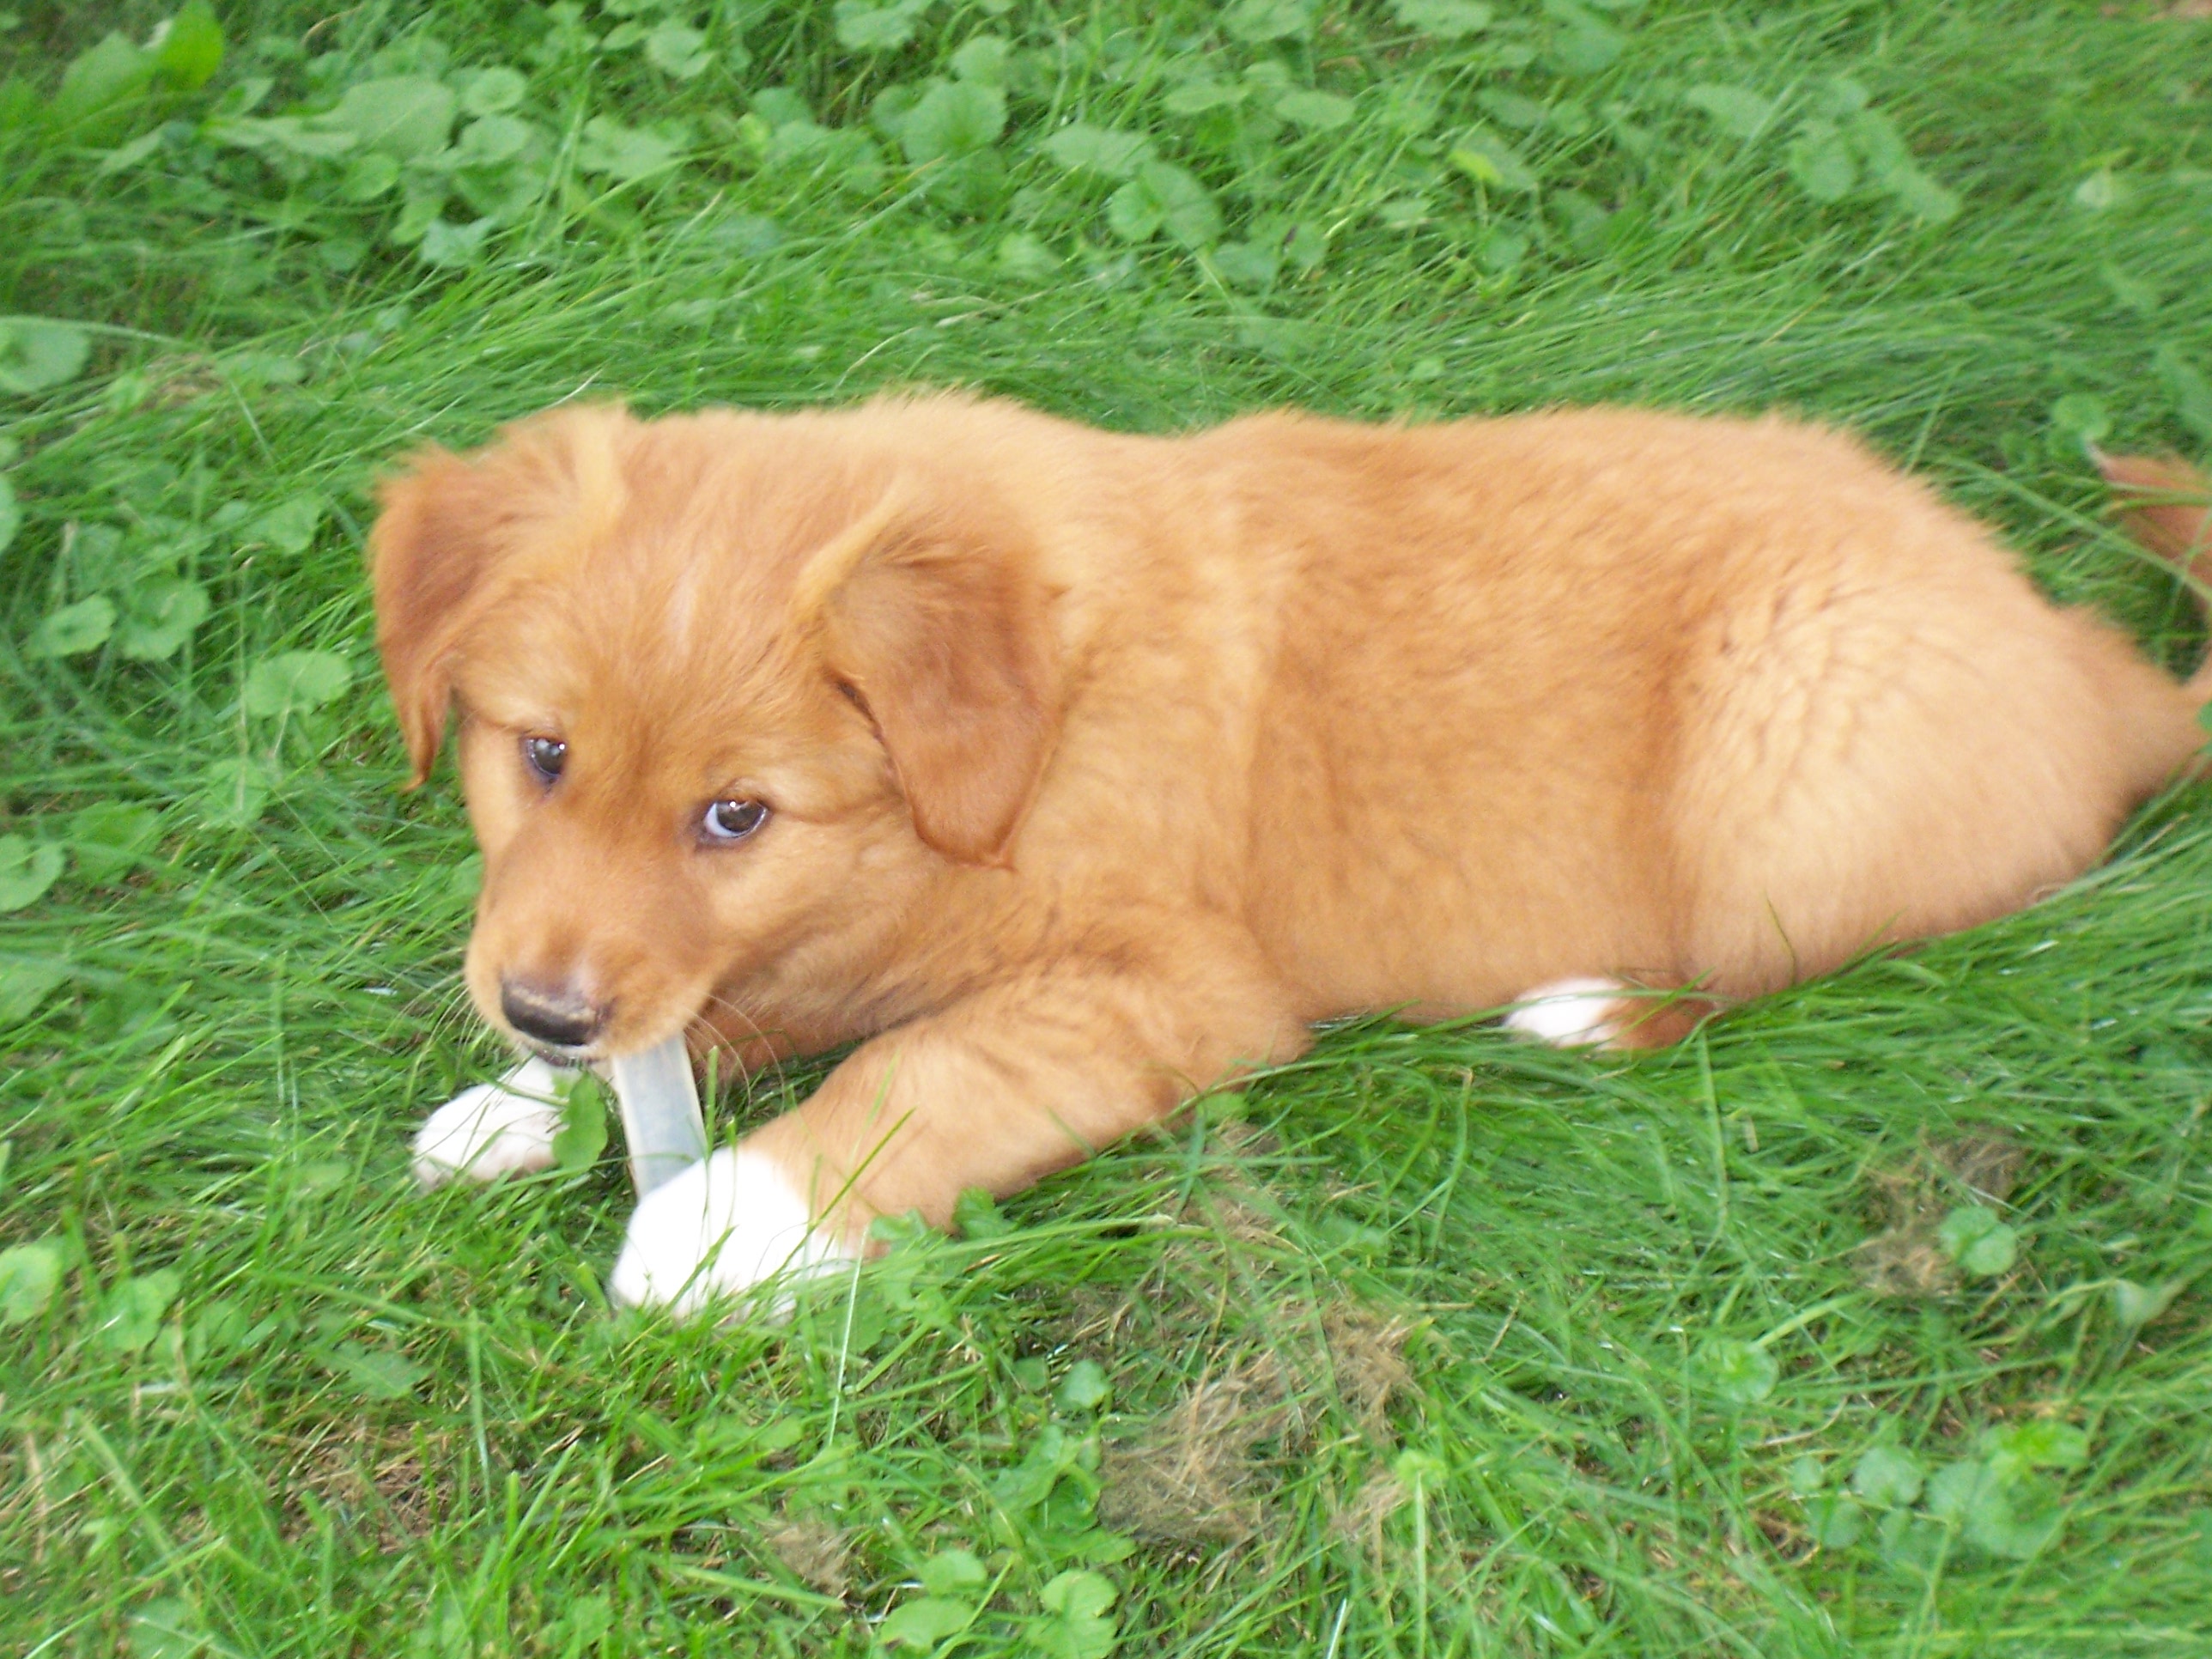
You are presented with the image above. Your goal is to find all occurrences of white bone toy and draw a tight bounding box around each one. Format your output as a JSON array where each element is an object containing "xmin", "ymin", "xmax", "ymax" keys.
[{"xmin": 605, "ymin": 1035, "xmax": 711, "ymax": 1194}]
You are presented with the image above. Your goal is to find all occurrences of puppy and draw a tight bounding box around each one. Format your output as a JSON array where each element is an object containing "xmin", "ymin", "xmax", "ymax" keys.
[{"xmin": 373, "ymin": 398, "xmax": 2209, "ymax": 1315}]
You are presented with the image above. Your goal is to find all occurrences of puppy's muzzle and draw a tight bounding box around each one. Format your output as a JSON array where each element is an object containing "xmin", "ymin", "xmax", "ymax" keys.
[{"xmin": 500, "ymin": 977, "xmax": 606, "ymax": 1051}]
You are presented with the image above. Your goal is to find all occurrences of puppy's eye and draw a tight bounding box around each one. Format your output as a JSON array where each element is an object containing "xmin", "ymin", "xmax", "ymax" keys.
[
  {"xmin": 702, "ymin": 799, "xmax": 769, "ymax": 843},
  {"xmin": 522, "ymin": 736, "xmax": 568, "ymax": 783}
]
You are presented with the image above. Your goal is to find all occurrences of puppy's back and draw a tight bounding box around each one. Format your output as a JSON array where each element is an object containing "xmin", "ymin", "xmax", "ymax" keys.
[{"xmin": 1205, "ymin": 409, "xmax": 2195, "ymax": 1010}]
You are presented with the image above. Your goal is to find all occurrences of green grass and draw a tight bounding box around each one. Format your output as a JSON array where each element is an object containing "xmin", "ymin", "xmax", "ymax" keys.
[{"xmin": 4, "ymin": 1, "xmax": 2212, "ymax": 1653}]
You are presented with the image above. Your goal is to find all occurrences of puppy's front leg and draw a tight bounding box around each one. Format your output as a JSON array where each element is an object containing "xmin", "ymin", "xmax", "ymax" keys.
[
  {"xmin": 608, "ymin": 947, "xmax": 1304, "ymax": 1315},
  {"xmin": 411, "ymin": 1055, "xmax": 575, "ymax": 1186}
]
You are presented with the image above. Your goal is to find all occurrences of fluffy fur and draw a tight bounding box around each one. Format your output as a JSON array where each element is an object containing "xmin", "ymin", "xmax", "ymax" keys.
[{"xmin": 372, "ymin": 396, "xmax": 2210, "ymax": 1309}]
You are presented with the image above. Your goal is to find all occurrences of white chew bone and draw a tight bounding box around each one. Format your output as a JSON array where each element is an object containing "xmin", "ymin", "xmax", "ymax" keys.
[{"xmin": 606, "ymin": 1036, "xmax": 711, "ymax": 1195}]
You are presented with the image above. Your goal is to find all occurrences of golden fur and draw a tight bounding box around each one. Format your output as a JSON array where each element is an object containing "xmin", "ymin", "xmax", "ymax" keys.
[{"xmin": 372, "ymin": 397, "xmax": 2210, "ymax": 1249}]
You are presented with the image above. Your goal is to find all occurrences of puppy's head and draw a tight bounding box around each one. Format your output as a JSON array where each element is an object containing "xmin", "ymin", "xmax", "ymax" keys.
[{"xmin": 369, "ymin": 401, "xmax": 1057, "ymax": 1060}]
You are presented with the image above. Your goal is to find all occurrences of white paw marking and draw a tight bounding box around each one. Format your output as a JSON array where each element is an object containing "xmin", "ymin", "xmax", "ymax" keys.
[
  {"xmin": 411, "ymin": 1057, "xmax": 571, "ymax": 1187},
  {"xmin": 607, "ymin": 1146, "xmax": 854, "ymax": 1317},
  {"xmin": 1503, "ymin": 976, "xmax": 1630, "ymax": 1048}
]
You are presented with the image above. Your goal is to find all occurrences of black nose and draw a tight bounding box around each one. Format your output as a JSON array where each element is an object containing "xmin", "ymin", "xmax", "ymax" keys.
[{"xmin": 499, "ymin": 978, "xmax": 605, "ymax": 1048}]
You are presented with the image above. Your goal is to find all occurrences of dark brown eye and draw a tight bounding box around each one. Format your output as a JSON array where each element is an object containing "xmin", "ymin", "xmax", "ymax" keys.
[
  {"xmin": 702, "ymin": 799, "xmax": 769, "ymax": 842},
  {"xmin": 523, "ymin": 736, "xmax": 567, "ymax": 783}
]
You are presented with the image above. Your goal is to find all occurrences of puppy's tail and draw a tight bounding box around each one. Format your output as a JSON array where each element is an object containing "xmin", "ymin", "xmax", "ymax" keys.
[{"xmin": 2098, "ymin": 451, "xmax": 2212, "ymax": 698}]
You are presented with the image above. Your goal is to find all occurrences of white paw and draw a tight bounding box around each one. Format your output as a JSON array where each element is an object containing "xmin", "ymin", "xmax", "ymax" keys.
[
  {"xmin": 411, "ymin": 1057, "xmax": 571, "ymax": 1187},
  {"xmin": 1503, "ymin": 977, "xmax": 1630, "ymax": 1048},
  {"xmin": 607, "ymin": 1146, "xmax": 855, "ymax": 1316}
]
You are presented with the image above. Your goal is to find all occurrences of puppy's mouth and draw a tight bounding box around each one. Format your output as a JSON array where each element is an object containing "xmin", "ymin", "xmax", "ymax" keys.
[{"xmin": 520, "ymin": 1040, "xmax": 596, "ymax": 1069}]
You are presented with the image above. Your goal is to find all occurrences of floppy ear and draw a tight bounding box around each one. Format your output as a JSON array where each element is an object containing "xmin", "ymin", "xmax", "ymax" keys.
[
  {"xmin": 803, "ymin": 507, "xmax": 1059, "ymax": 866},
  {"xmin": 368, "ymin": 407, "xmax": 628, "ymax": 784},
  {"xmin": 369, "ymin": 448, "xmax": 510, "ymax": 784}
]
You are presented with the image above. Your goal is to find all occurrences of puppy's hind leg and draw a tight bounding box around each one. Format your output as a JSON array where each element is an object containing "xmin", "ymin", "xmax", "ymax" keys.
[
  {"xmin": 411, "ymin": 1055, "xmax": 574, "ymax": 1187},
  {"xmin": 1504, "ymin": 978, "xmax": 1717, "ymax": 1050},
  {"xmin": 2095, "ymin": 452, "xmax": 2212, "ymax": 783}
]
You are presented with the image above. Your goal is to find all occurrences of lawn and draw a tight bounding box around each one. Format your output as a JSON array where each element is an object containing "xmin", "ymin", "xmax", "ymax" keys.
[{"xmin": 3, "ymin": 1, "xmax": 2211, "ymax": 1654}]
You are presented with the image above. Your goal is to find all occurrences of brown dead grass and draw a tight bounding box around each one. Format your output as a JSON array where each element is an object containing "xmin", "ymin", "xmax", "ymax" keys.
[
  {"xmin": 1853, "ymin": 1133, "xmax": 2024, "ymax": 1297},
  {"xmin": 763, "ymin": 1503, "xmax": 854, "ymax": 1597},
  {"xmin": 1075, "ymin": 1111, "xmax": 1421, "ymax": 1549},
  {"xmin": 1096, "ymin": 1303, "xmax": 1415, "ymax": 1547},
  {"xmin": 284, "ymin": 1424, "xmax": 447, "ymax": 1550},
  {"xmin": 1098, "ymin": 1350, "xmax": 1295, "ymax": 1544},
  {"xmin": 132, "ymin": 352, "xmax": 223, "ymax": 407},
  {"xmin": 1323, "ymin": 1304, "xmax": 1413, "ymax": 1440},
  {"xmin": 1329, "ymin": 1465, "xmax": 1414, "ymax": 1559}
]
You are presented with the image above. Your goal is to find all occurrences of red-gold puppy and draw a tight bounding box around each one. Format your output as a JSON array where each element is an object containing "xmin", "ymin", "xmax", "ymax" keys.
[{"xmin": 374, "ymin": 398, "xmax": 2209, "ymax": 1314}]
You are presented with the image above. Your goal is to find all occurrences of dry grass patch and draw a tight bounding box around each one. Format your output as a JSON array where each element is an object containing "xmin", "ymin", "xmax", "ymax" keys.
[
  {"xmin": 1853, "ymin": 1133, "xmax": 2025, "ymax": 1297},
  {"xmin": 1097, "ymin": 1301, "xmax": 1414, "ymax": 1548}
]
